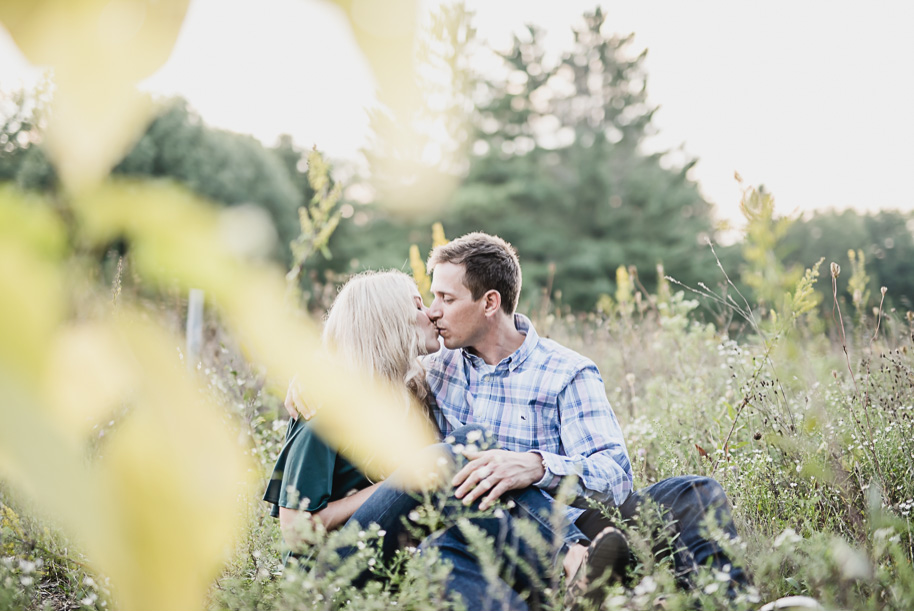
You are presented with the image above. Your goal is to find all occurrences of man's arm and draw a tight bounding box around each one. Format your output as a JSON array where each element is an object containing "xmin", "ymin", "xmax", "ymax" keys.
[
  {"xmin": 535, "ymin": 365, "xmax": 633, "ymax": 505},
  {"xmin": 452, "ymin": 365, "xmax": 631, "ymax": 510}
]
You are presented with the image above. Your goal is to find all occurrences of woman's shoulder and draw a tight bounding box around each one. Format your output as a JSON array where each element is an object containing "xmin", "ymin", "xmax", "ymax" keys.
[{"xmin": 285, "ymin": 416, "xmax": 333, "ymax": 450}]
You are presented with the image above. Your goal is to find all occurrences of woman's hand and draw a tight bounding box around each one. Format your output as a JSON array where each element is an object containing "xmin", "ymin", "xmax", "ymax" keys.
[{"xmin": 284, "ymin": 375, "xmax": 316, "ymax": 421}]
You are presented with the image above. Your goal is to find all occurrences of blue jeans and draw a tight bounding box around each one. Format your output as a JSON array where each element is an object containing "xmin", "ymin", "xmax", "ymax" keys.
[
  {"xmin": 577, "ymin": 474, "xmax": 748, "ymax": 593},
  {"xmin": 343, "ymin": 425, "xmax": 586, "ymax": 610}
]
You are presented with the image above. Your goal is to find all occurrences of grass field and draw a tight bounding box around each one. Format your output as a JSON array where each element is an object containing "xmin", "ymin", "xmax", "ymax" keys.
[{"xmin": 2, "ymin": 273, "xmax": 913, "ymax": 610}]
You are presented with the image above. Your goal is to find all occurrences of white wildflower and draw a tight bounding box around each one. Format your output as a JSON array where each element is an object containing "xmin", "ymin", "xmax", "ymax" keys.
[
  {"xmin": 634, "ymin": 575, "xmax": 657, "ymax": 595},
  {"xmin": 773, "ymin": 528, "xmax": 802, "ymax": 548}
]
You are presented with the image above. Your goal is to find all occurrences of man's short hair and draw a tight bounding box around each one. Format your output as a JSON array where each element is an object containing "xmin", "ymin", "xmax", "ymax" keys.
[{"xmin": 427, "ymin": 232, "xmax": 521, "ymax": 315}]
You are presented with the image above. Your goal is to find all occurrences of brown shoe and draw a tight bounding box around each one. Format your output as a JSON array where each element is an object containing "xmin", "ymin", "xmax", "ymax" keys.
[{"xmin": 564, "ymin": 526, "xmax": 630, "ymax": 609}]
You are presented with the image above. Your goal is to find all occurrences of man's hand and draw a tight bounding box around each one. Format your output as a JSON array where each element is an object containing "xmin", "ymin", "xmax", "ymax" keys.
[
  {"xmin": 452, "ymin": 449, "xmax": 545, "ymax": 511},
  {"xmin": 284, "ymin": 375, "xmax": 316, "ymax": 421}
]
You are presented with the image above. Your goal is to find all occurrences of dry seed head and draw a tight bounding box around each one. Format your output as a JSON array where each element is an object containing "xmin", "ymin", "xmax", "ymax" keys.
[
  {"xmin": 831, "ymin": 262, "xmax": 841, "ymax": 278},
  {"xmin": 881, "ymin": 286, "xmax": 887, "ymax": 296}
]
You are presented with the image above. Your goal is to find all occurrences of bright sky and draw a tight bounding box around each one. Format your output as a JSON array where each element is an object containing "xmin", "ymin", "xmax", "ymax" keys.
[{"xmin": 2, "ymin": 0, "xmax": 912, "ymax": 227}]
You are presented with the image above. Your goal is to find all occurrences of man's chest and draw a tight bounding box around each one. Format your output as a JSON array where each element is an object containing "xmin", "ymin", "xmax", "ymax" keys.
[{"xmin": 435, "ymin": 365, "xmax": 564, "ymax": 451}]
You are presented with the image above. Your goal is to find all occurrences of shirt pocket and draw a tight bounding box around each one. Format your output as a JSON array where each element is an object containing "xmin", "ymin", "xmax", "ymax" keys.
[{"xmin": 526, "ymin": 394, "xmax": 560, "ymax": 449}]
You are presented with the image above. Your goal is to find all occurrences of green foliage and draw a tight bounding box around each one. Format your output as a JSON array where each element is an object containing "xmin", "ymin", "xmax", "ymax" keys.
[
  {"xmin": 0, "ymin": 85, "xmax": 55, "ymax": 190},
  {"xmin": 781, "ymin": 209, "xmax": 914, "ymax": 316},
  {"xmin": 1, "ymin": 94, "xmax": 322, "ymax": 266},
  {"xmin": 114, "ymin": 100, "xmax": 304, "ymax": 262},
  {"xmin": 442, "ymin": 8, "xmax": 716, "ymax": 311},
  {"xmin": 1, "ymin": 492, "xmax": 112, "ymax": 610},
  {"xmin": 328, "ymin": 8, "xmax": 718, "ymax": 312},
  {"xmin": 362, "ymin": 2, "xmax": 476, "ymax": 211},
  {"xmin": 286, "ymin": 148, "xmax": 342, "ymax": 294},
  {"xmin": 738, "ymin": 181, "xmax": 803, "ymax": 322},
  {"xmin": 846, "ymin": 249, "xmax": 871, "ymax": 318},
  {"xmin": 785, "ymin": 258, "xmax": 824, "ymax": 324}
]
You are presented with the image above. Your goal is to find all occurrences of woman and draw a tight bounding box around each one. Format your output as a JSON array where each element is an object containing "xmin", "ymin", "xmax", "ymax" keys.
[{"xmin": 262, "ymin": 270, "xmax": 441, "ymax": 546}]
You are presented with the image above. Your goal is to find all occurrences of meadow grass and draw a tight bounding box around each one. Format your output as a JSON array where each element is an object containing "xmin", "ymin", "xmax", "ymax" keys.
[
  {"xmin": 201, "ymin": 274, "xmax": 913, "ymax": 610},
  {"xmin": 2, "ymin": 276, "xmax": 912, "ymax": 610}
]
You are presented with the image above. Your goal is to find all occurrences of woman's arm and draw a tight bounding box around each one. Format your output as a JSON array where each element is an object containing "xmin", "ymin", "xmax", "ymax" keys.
[{"xmin": 279, "ymin": 482, "xmax": 382, "ymax": 546}]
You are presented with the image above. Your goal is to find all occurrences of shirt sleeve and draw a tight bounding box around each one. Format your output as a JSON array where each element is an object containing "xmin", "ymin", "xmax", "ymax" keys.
[
  {"xmin": 532, "ymin": 365, "xmax": 633, "ymax": 506},
  {"xmin": 263, "ymin": 419, "xmax": 338, "ymax": 513}
]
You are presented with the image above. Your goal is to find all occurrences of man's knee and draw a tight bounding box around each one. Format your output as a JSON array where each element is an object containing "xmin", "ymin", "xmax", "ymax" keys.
[
  {"xmin": 688, "ymin": 476, "xmax": 730, "ymax": 509},
  {"xmin": 660, "ymin": 475, "xmax": 728, "ymax": 503}
]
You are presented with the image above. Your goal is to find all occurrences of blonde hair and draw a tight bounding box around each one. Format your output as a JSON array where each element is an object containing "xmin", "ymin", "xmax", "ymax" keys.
[{"xmin": 322, "ymin": 270, "xmax": 429, "ymax": 405}]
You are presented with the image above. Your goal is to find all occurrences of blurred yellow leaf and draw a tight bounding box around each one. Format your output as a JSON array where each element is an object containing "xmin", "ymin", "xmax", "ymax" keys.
[
  {"xmin": 74, "ymin": 179, "xmax": 438, "ymax": 483},
  {"xmin": 0, "ymin": 245, "xmax": 64, "ymax": 383},
  {"xmin": 46, "ymin": 82, "xmax": 154, "ymax": 193},
  {"xmin": 329, "ymin": 0, "xmax": 463, "ymax": 212},
  {"xmin": 44, "ymin": 321, "xmax": 138, "ymax": 438},
  {"xmin": 0, "ymin": 185, "xmax": 67, "ymax": 258},
  {"xmin": 1, "ymin": 309, "xmax": 256, "ymax": 610},
  {"xmin": 0, "ymin": 373, "xmax": 108, "ymax": 551},
  {"xmin": 74, "ymin": 180, "xmax": 236, "ymax": 291},
  {"xmin": 0, "ymin": 0, "xmax": 191, "ymax": 191},
  {"xmin": 330, "ymin": 0, "xmax": 420, "ymax": 113},
  {"xmin": 0, "ymin": 0, "xmax": 189, "ymax": 79},
  {"xmin": 0, "ymin": 1, "xmax": 451, "ymax": 607},
  {"xmin": 0, "ymin": 187, "xmax": 66, "ymax": 383},
  {"xmin": 89, "ymin": 314, "xmax": 254, "ymax": 610}
]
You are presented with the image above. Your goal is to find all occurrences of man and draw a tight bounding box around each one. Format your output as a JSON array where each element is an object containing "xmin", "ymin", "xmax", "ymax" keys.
[
  {"xmin": 418, "ymin": 233, "xmax": 748, "ymax": 607},
  {"xmin": 425, "ymin": 234, "xmax": 633, "ymax": 513}
]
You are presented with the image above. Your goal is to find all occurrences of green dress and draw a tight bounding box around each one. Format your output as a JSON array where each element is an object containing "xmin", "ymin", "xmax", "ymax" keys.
[{"xmin": 263, "ymin": 417, "xmax": 371, "ymax": 518}]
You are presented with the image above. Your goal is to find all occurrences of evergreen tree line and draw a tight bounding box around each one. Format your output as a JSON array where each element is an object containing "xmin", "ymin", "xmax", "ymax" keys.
[{"xmin": 1, "ymin": 6, "xmax": 911, "ymax": 315}]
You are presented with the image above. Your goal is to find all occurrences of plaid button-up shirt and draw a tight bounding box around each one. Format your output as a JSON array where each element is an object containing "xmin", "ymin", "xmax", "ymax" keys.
[{"xmin": 425, "ymin": 314, "xmax": 633, "ymax": 520}]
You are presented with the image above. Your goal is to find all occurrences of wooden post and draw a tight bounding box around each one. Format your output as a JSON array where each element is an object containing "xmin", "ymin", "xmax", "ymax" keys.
[{"xmin": 186, "ymin": 289, "xmax": 204, "ymax": 370}]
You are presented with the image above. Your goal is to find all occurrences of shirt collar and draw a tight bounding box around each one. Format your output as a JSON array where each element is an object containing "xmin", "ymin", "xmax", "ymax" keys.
[{"xmin": 461, "ymin": 313, "xmax": 539, "ymax": 372}]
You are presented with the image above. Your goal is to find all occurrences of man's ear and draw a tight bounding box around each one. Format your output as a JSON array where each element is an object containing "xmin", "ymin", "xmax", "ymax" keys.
[{"xmin": 482, "ymin": 290, "xmax": 501, "ymax": 317}]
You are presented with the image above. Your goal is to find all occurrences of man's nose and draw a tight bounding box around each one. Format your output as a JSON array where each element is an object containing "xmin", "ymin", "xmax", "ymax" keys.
[{"xmin": 428, "ymin": 298, "xmax": 441, "ymax": 321}]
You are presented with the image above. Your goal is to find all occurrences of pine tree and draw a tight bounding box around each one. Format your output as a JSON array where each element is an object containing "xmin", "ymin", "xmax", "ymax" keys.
[{"xmin": 446, "ymin": 8, "xmax": 717, "ymax": 310}]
